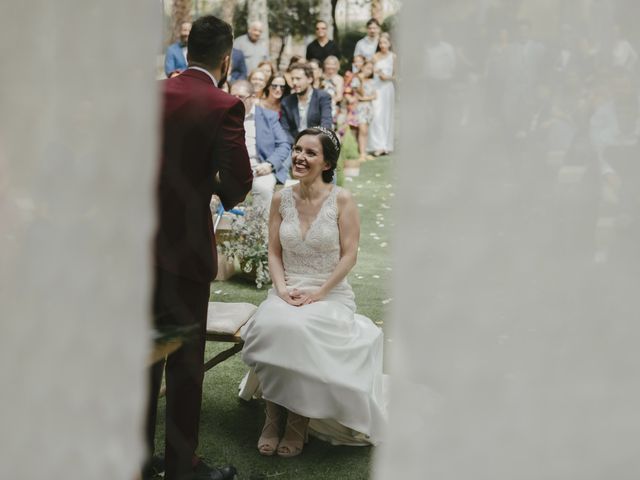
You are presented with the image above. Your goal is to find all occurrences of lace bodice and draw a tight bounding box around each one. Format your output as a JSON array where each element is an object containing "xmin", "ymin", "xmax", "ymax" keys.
[{"xmin": 279, "ymin": 186, "xmax": 340, "ymax": 276}]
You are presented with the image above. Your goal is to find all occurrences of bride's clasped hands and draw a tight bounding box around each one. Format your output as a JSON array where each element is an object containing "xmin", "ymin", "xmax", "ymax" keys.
[{"xmin": 277, "ymin": 287, "xmax": 326, "ymax": 306}]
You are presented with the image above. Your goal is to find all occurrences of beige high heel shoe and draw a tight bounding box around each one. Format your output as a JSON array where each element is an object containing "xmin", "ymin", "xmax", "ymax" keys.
[
  {"xmin": 258, "ymin": 402, "xmax": 282, "ymax": 456},
  {"xmin": 276, "ymin": 411, "xmax": 309, "ymax": 458}
]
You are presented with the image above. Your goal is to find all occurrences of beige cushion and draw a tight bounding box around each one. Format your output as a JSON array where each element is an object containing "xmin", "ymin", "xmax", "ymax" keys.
[{"xmin": 206, "ymin": 302, "xmax": 257, "ymax": 335}]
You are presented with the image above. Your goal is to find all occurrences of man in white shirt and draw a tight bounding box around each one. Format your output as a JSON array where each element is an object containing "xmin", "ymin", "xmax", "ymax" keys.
[
  {"xmin": 233, "ymin": 21, "xmax": 269, "ymax": 72},
  {"xmin": 353, "ymin": 18, "xmax": 381, "ymax": 60}
]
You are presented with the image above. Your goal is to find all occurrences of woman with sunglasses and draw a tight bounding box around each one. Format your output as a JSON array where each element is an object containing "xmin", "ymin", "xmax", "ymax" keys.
[{"xmin": 260, "ymin": 72, "xmax": 289, "ymax": 118}]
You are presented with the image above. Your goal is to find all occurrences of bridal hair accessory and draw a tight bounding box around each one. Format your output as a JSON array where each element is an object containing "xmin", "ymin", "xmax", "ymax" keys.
[{"xmin": 311, "ymin": 126, "xmax": 340, "ymax": 153}]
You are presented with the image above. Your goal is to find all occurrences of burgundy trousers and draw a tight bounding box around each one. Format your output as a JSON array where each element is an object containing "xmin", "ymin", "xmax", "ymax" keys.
[{"xmin": 146, "ymin": 267, "xmax": 210, "ymax": 479}]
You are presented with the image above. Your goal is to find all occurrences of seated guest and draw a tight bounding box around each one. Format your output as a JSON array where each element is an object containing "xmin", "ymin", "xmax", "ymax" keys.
[
  {"xmin": 257, "ymin": 60, "xmax": 276, "ymax": 80},
  {"xmin": 307, "ymin": 58, "xmax": 323, "ymax": 89},
  {"xmin": 261, "ymin": 72, "xmax": 289, "ymax": 117},
  {"xmin": 280, "ymin": 63, "xmax": 332, "ymax": 144},
  {"xmin": 284, "ymin": 55, "xmax": 305, "ymax": 88},
  {"xmin": 229, "ymin": 47, "xmax": 248, "ymax": 83},
  {"xmin": 164, "ymin": 21, "xmax": 191, "ymax": 78},
  {"xmin": 321, "ymin": 55, "xmax": 344, "ymax": 123},
  {"xmin": 230, "ymin": 80, "xmax": 291, "ymax": 210},
  {"xmin": 248, "ymin": 68, "xmax": 269, "ymax": 100}
]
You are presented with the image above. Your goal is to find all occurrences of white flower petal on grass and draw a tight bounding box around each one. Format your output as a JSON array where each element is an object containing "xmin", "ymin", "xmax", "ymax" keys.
[
  {"xmin": 378, "ymin": 224, "xmax": 385, "ymax": 228},
  {"xmin": 356, "ymin": 184, "xmax": 363, "ymax": 189},
  {"xmin": 386, "ymin": 267, "xmax": 392, "ymax": 271},
  {"xmin": 214, "ymin": 290, "xmax": 222, "ymax": 294},
  {"xmin": 385, "ymin": 184, "xmax": 393, "ymax": 189},
  {"xmin": 380, "ymin": 203, "xmax": 390, "ymax": 209},
  {"xmin": 358, "ymin": 203, "xmax": 364, "ymax": 207},
  {"xmin": 345, "ymin": 177, "xmax": 353, "ymax": 182},
  {"xmin": 375, "ymin": 321, "xmax": 384, "ymax": 325},
  {"xmin": 375, "ymin": 173, "xmax": 381, "ymax": 177},
  {"xmin": 382, "ymin": 298, "xmax": 393, "ymax": 305},
  {"xmin": 379, "ymin": 242, "xmax": 387, "ymax": 247},
  {"xmin": 372, "ymin": 275, "xmax": 380, "ymax": 279}
]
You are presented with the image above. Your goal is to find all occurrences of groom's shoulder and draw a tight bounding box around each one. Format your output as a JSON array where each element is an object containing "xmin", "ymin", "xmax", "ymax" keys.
[{"xmin": 164, "ymin": 75, "xmax": 241, "ymax": 112}]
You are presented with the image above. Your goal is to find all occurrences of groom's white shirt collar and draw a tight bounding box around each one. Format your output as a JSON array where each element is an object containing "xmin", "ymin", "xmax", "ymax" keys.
[{"xmin": 187, "ymin": 66, "xmax": 218, "ymax": 87}]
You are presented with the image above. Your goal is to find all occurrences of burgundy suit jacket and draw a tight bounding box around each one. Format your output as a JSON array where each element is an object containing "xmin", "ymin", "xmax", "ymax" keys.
[{"xmin": 155, "ymin": 69, "xmax": 253, "ymax": 283}]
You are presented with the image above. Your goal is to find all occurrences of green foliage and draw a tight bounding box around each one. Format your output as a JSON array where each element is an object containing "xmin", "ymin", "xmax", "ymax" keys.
[
  {"xmin": 339, "ymin": 126, "xmax": 360, "ymax": 161},
  {"xmin": 267, "ymin": 0, "xmax": 321, "ymax": 40},
  {"xmin": 233, "ymin": 1, "xmax": 249, "ymax": 37},
  {"xmin": 220, "ymin": 206, "xmax": 271, "ymax": 289},
  {"xmin": 336, "ymin": 152, "xmax": 345, "ymax": 186},
  {"xmin": 381, "ymin": 13, "xmax": 397, "ymax": 35},
  {"xmin": 339, "ymin": 27, "xmax": 366, "ymax": 70}
]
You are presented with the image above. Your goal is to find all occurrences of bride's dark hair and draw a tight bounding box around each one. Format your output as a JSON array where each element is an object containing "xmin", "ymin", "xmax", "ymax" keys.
[{"xmin": 294, "ymin": 127, "xmax": 341, "ymax": 183}]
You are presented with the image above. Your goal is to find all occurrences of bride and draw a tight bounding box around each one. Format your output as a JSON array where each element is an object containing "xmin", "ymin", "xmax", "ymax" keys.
[{"xmin": 239, "ymin": 126, "xmax": 386, "ymax": 457}]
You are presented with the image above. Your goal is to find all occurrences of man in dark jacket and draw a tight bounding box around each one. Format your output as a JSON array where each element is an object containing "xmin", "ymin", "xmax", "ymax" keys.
[
  {"xmin": 148, "ymin": 15, "xmax": 253, "ymax": 480},
  {"xmin": 280, "ymin": 62, "xmax": 332, "ymax": 144}
]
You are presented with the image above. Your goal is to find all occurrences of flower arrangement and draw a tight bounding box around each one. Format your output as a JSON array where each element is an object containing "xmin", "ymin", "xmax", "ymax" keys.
[{"xmin": 219, "ymin": 205, "xmax": 271, "ymax": 289}]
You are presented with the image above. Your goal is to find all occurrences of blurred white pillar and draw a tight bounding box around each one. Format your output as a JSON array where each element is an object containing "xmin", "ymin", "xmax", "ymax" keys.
[
  {"xmin": 375, "ymin": 2, "xmax": 640, "ymax": 479},
  {"xmin": 0, "ymin": 1, "xmax": 160, "ymax": 478}
]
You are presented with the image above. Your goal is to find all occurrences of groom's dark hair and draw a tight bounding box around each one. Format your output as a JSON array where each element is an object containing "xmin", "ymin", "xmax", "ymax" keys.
[{"xmin": 187, "ymin": 15, "xmax": 233, "ymax": 69}]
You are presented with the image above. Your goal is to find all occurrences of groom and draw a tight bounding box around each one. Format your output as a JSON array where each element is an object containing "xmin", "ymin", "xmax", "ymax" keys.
[{"xmin": 148, "ymin": 15, "xmax": 253, "ymax": 480}]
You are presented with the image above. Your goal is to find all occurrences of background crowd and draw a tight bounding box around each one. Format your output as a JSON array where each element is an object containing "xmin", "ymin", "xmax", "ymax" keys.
[{"xmin": 164, "ymin": 15, "xmax": 397, "ymax": 186}]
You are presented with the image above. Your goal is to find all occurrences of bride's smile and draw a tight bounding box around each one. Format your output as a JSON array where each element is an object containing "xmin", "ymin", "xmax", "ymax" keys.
[{"xmin": 290, "ymin": 135, "xmax": 328, "ymax": 180}]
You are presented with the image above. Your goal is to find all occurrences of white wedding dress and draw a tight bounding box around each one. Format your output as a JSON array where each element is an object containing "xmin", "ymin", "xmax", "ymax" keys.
[
  {"xmin": 239, "ymin": 186, "xmax": 387, "ymax": 445},
  {"xmin": 368, "ymin": 53, "xmax": 395, "ymax": 153}
]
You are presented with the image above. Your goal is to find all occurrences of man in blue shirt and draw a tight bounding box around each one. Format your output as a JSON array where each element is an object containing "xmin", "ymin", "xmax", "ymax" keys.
[{"xmin": 164, "ymin": 22, "xmax": 191, "ymax": 78}]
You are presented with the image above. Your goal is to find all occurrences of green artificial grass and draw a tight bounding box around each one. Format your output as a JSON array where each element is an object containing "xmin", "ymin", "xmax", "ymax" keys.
[{"xmin": 154, "ymin": 155, "xmax": 394, "ymax": 480}]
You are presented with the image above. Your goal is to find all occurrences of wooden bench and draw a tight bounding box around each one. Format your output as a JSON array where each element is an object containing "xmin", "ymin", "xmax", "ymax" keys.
[{"xmin": 204, "ymin": 301, "xmax": 257, "ymax": 372}]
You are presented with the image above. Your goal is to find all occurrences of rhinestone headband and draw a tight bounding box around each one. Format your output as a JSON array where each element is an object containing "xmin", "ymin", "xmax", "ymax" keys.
[{"xmin": 311, "ymin": 126, "xmax": 340, "ymax": 153}]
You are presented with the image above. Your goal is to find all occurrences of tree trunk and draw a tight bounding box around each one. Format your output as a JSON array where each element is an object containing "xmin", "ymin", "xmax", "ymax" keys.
[
  {"xmin": 330, "ymin": 0, "xmax": 339, "ymax": 47},
  {"xmin": 248, "ymin": 0, "xmax": 269, "ymax": 47},
  {"xmin": 276, "ymin": 36, "xmax": 287, "ymax": 72},
  {"xmin": 371, "ymin": 0, "xmax": 383, "ymax": 23},
  {"xmin": 220, "ymin": 0, "xmax": 237, "ymax": 25},
  {"xmin": 319, "ymin": 0, "xmax": 333, "ymax": 39},
  {"xmin": 172, "ymin": 0, "xmax": 193, "ymax": 42}
]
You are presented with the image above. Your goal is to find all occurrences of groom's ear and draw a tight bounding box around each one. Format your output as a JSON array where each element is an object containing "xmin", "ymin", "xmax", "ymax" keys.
[{"xmin": 221, "ymin": 54, "xmax": 231, "ymax": 75}]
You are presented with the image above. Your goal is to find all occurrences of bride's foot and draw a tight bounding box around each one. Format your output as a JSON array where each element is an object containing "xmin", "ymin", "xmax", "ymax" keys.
[
  {"xmin": 258, "ymin": 401, "xmax": 282, "ymax": 456},
  {"xmin": 277, "ymin": 411, "xmax": 309, "ymax": 458}
]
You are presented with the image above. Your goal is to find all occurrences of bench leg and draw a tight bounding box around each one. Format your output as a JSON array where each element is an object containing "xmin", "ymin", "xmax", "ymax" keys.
[{"xmin": 203, "ymin": 343, "xmax": 243, "ymax": 373}]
